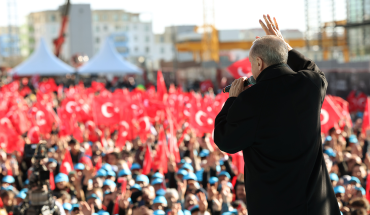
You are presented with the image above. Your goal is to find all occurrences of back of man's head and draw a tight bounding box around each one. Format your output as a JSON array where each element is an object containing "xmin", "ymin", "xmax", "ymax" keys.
[{"xmin": 249, "ymin": 35, "xmax": 288, "ymax": 66}]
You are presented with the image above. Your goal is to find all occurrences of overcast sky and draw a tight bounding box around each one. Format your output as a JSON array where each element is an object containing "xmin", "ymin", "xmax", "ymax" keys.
[{"xmin": 0, "ymin": 0, "xmax": 305, "ymax": 34}]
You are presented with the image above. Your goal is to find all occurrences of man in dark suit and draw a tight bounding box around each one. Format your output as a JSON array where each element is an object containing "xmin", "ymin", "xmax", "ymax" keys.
[{"xmin": 214, "ymin": 15, "xmax": 341, "ymax": 215}]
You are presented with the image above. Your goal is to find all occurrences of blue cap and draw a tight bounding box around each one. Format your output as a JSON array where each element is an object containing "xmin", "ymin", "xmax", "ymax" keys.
[
  {"xmin": 72, "ymin": 204, "xmax": 80, "ymax": 209},
  {"xmin": 323, "ymin": 148, "xmax": 336, "ymax": 157},
  {"xmin": 355, "ymin": 187, "xmax": 366, "ymax": 195},
  {"xmin": 182, "ymin": 163, "xmax": 194, "ymax": 172},
  {"xmin": 218, "ymin": 171, "xmax": 231, "ymax": 179},
  {"xmin": 189, "ymin": 205, "xmax": 200, "ymax": 213},
  {"xmin": 334, "ymin": 186, "xmax": 345, "ymax": 194},
  {"xmin": 349, "ymin": 135, "xmax": 358, "ymax": 144},
  {"xmin": 196, "ymin": 170, "xmax": 203, "ymax": 182},
  {"xmin": 199, "ymin": 149, "xmax": 210, "ymax": 158},
  {"xmin": 21, "ymin": 188, "xmax": 28, "ymax": 193},
  {"xmin": 74, "ymin": 163, "xmax": 85, "ymax": 171},
  {"xmin": 184, "ymin": 172, "xmax": 197, "ymax": 181},
  {"xmin": 151, "ymin": 178, "xmax": 163, "ymax": 185},
  {"xmin": 330, "ymin": 173, "xmax": 339, "ymax": 182},
  {"xmin": 104, "ymin": 191, "xmax": 113, "ymax": 196},
  {"xmin": 325, "ymin": 136, "xmax": 332, "ymax": 142},
  {"xmin": 179, "ymin": 159, "xmax": 191, "ymax": 165},
  {"xmin": 97, "ymin": 211, "xmax": 109, "ymax": 215},
  {"xmin": 2, "ymin": 175, "xmax": 15, "ymax": 183},
  {"xmin": 101, "ymin": 163, "xmax": 112, "ymax": 172},
  {"xmin": 153, "ymin": 210, "xmax": 166, "ymax": 215},
  {"xmin": 350, "ymin": 176, "xmax": 361, "ymax": 184},
  {"xmin": 152, "ymin": 172, "xmax": 164, "ymax": 179},
  {"xmin": 136, "ymin": 175, "xmax": 149, "ymax": 184},
  {"xmin": 131, "ymin": 163, "xmax": 141, "ymax": 170},
  {"xmin": 86, "ymin": 194, "xmax": 102, "ymax": 203},
  {"xmin": 48, "ymin": 158, "xmax": 57, "ymax": 163},
  {"xmin": 16, "ymin": 191, "xmax": 27, "ymax": 199},
  {"xmin": 153, "ymin": 196, "xmax": 167, "ymax": 205},
  {"xmin": 103, "ymin": 179, "xmax": 116, "ymax": 187},
  {"xmin": 24, "ymin": 179, "xmax": 29, "ymax": 185},
  {"xmin": 177, "ymin": 169, "xmax": 188, "ymax": 176},
  {"xmin": 130, "ymin": 184, "xmax": 142, "ymax": 191},
  {"xmin": 107, "ymin": 170, "xmax": 116, "ymax": 177},
  {"xmin": 156, "ymin": 189, "xmax": 166, "ymax": 196},
  {"xmin": 1, "ymin": 185, "xmax": 13, "ymax": 191},
  {"xmin": 63, "ymin": 203, "xmax": 72, "ymax": 211},
  {"xmin": 357, "ymin": 112, "xmax": 364, "ymax": 118},
  {"xmin": 55, "ymin": 173, "xmax": 69, "ymax": 183},
  {"xmin": 96, "ymin": 169, "xmax": 107, "ymax": 177},
  {"xmin": 209, "ymin": 177, "xmax": 219, "ymax": 185},
  {"xmin": 118, "ymin": 169, "xmax": 131, "ymax": 177}
]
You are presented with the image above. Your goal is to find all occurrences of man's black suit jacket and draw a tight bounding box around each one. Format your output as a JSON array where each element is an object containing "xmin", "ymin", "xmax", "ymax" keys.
[{"xmin": 214, "ymin": 50, "xmax": 341, "ymax": 215}]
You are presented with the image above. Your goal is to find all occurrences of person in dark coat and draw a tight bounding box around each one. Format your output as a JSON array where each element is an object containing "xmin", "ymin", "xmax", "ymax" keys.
[{"xmin": 214, "ymin": 15, "xmax": 341, "ymax": 215}]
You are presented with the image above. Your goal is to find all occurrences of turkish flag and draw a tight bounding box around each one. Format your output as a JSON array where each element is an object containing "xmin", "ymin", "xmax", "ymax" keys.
[
  {"xmin": 157, "ymin": 70, "xmax": 167, "ymax": 101},
  {"xmin": 152, "ymin": 128, "xmax": 168, "ymax": 174},
  {"xmin": 199, "ymin": 80, "xmax": 214, "ymax": 93},
  {"xmin": 331, "ymin": 96, "xmax": 352, "ymax": 127},
  {"xmin": 91, "ymin": 81, "xmax": 106, "ymax": 92},
  {"xmin": 60, "ymin": 151, "xmax": 74, "ymax": 175},
  {"xmin": 189, "ymin": 101, "xmax": 216, "ymax": 135},
  {"xmin": 116, "ymin": 119, "xmax": 132, "ymax": 149},
  {"xmin": 347, "ymin": 90, "xmax": 368, "ymax": 112},
  {"xmin": 362, "ymin": 97, "xmax": 370, "ymax": 135},
  {"xmin": 93, "ymin": 97, "xmax": 121, "ymax": 126},
  {"xmin": 27, "ymin": 126, "xmax": 40, "ymax": 143},
  {"xmin": 39, "ymin": 79, "xmax": 57, "ymax": 94},
  {"xmin": 321, "ymin": 96, "xmax": 342, "ymax": 134},
  {"xmin": 227, "ymin": 58, "xmax": 252, "ymax": 79},
  {"xmin": 142, "ymin": 144, "xmax": 152, "ymax": 175},
  {"xmin": 166, "ymin": 109, "xmax": 180, "ymax": 163},
  {"xmin": 31, "ymin": 103, "xmax": 55, "ymax": 134}
]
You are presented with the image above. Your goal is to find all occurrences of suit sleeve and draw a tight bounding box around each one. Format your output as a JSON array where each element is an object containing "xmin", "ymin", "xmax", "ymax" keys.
[
  {"xmin": 214, "ymin": 93, "xmax": 259, "ymax": 154},
  {"xmin": 287, "ymin": 49, "xmax": 327, "ymax": 102}
]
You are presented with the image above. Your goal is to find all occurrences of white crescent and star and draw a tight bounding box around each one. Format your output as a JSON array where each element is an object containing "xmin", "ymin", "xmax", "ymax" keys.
[
  {"xmin": 66, "ymin": 101, "xmax": 77, "ymax": 113},
  {"xmin": 101, "ymin": 102, "xmax": 114, "ymax": 118},
  {"xmin": 36, "ymin": 111, "xmax": 46, "ymax": 126},
  {"xmin": 195, "ymin": 111, "xmax": 206, "ymax": 126},
  {"xmin": 321, "ymin": 109, "xmax": 329, "ymax": 125},
  {"xmin": 237, "ymin": 67, "xmax": 248, "ymax": 77}
]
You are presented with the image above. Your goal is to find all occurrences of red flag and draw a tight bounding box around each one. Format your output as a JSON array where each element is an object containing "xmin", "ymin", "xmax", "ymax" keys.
[
  {"xmin": 93, "ymin": 97, "xmax": 121, "ymax": 126},
  {"xmin": 157, "ymin": 70, "xmax": 167, "ymax": 100},
  {"xmin": 199, "ymin": 80, "xmax": 214, "ymax": 93},
  {"xmin": 227, "ymin": 58, "xmax": 252, "ymax": 79},
  {"xmin": 366, "ymin": 172, "xmax": 370, "ymax": 203},
  {"xmin": 49, "ymin": 171, "xmax": 55, "ymax": 190},
  {"xmin": 39, "ymin": 79, "xmax": 57, "ymax": 93},
  {"xmin": 153, "ymin": 128, "xmax": 168, "ymax": 174},
  {"xmin": 60, "ymin": 151, "xmax": 74, "ymax": 174},
  {"xmin": 362, "ymin": 97, "xmax": 370, "ymax": 135},
  {"xmin": 113, "ymin": 178, "xmax": 127, "ymax": 214},
  {"xmin": 347, "ymin": 90, "xmax": 368, "ymax": 113},
  {"xmin": 27, "ymin": 126, "xmax": 40, "ymax": 143},
  {"xmin": 321, "ymin": 96, "xmax": 342, "ymax": 134},
  {"xmin": 142, "ymin": 144, "xmax": 152, "ymax": 175},
  {"xmin": 166, "ymin": 109, "xmax": 180, "ymax": 163}
]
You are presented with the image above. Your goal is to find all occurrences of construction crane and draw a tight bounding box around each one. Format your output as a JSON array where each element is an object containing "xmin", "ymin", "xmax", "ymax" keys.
[{"xmin": 53, "ymin": 0, "xmax": 71, "ymax": 57}]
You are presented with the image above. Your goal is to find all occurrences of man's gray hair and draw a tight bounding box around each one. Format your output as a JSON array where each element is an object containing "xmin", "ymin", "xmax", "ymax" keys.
[{"xmin": 249, "ymin": 35, "xmax": 288, "ymax": 66}]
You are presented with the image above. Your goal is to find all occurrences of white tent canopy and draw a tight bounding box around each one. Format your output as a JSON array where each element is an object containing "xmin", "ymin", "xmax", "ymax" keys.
[
  {"xmin": 12, "ymin": 38, "xmax": 75, "ymax": 76},
  {"xmin": 78, "ymin": 38, "xmax": 142, "ymax": 75}
]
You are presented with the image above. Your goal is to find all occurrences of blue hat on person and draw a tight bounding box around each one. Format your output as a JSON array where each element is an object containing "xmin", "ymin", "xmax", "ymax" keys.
[
  {"xmin": 189, "ymin": 205, "xmax": 200, "ymax": 213},
  {"xmin": 103, "ymin": 179, "xmax": 116, "ymax": 187},
  {"xmin": 153, "ymin": 196, "xmax": 167, "ymax": 205},
  {"xmin": 2, "ymin": 175, "xmax": 15, "ymax": 183},
  {"xmin": 136, "ymin": 175, "xmax": 149, "ymax": 184},
  {"xmin": 72, "ymin": 204, "xmax": 80, "ymax": 209},
  {"xmin": 350, "ymin": 176, "xmax": 361, "ymax": 184},
  {"xmin": 177, "ymin": 169, "xmax": 188, "ymax": 176},
  {"xmin": 355, "ymin": 187, "xmax": 366, "ymax": 195},
  {"xmin": 349, "ymin": 135, "xmax": 358, "ymax": 144},
  {"xmin": 107, "ymin": 170, "xmax": 116, "ymax": 177},
  {"xmin": 325, "ymin": 136, "xmax": 332, "ymax": 142},
  {"xmin": 323, "ymin": 148, "xmax": 336, "ymax": 157},
  {"xmin": 151, "ymin": 178, "xmax": 163, "ymax": 185},
  {"xmin": 357, "ymin": 112, "xmax": 364, "ymax": 119},
  {"xmin": 130, "ymin": 184, "xmax": 142, "ymax": 191},
  {"xmin": 153, "ymin": 210, "xmax": 166, "ymax": 215},
  {"xmin": 199, "ymin": 149, "xmax": 210, "ymax": 158},
  {"xmin": 24, "ymin": 179, "xmax": 29, "ymax": 185},
  {"xmin": 104, "ymin": 191, "xmax": 113, "ymax": 196},
  {"xmin": 101, "ymin": 163, "xmax": 112, "ymax": 172},
  {"xmin": 179, "ymin": 159, "xmax": 191, "ymax": 165},
  {"xmin": 334, "ymin": 186, "xmax": 345, "ymax": 194},
  {"xmin": 96, "ymin": 169, "xmax": 107, "ymax": 177},
  {"xmin": 21, "ymin": 188, "xmax": 28, "ymax": 193},
  {"xmin": 330, "ymin": 173, "xmax": 339, "ymax": 182},
  {"xmin": 184, "ymin": 172, "xmax": 197, "ymax": 181},
  {"xmin": 196, "ymin": 169, "xmax": 203, "ymax": 182},
  {"xmin": 97, "ymin": 211, "xmax": 109, "ymax": 215},
  {"xmin": 209, "ymin": 177, "xmax": 219, "ymax": 185},
  {"xmin": 55, "ymin": 173, "xmax": 69, "ymax": 183},
  {"xmin": 131, "ymin": 163, "xmax": 141, "ymax": 170},
  {"xmin": 218, "ymin": 171, "xmax": 231, "ymax": 179},
  {"xmin": 156, "ymin": 189, "xmax": 166, "ymax": 196},
  {"xmin": 182, "ymin": 163, "xmax": 194, "ymax": 172},
  {"xmin": 86, "ymin": 194, "xmax": 102, "ymax": 203},
  {"xmin": 1, "ymin": 185, "xmax": 13, "ymax": 191},
  {"xmin": 63, "ymin": 203, "xmax": 72, "ymax": 211},
  {"xmin": 16, "ymin": 191, "xmax": 27, "ymax": 199},
  {"xmin": 152, "ymin": 172, "xmax": 164, "ymax": 179},
  {"xmin": 118, "ymin": 169, "xmax": 131, "ymax": 177},
  {"xmin": 74, "ymin": 163, "xmax": 85, "ymax": 171}
]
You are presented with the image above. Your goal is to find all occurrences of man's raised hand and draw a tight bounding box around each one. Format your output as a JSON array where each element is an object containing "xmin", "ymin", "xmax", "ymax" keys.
[{"xmin": 258, "ymin": 14, "xmax": 292, "ymax": 51}]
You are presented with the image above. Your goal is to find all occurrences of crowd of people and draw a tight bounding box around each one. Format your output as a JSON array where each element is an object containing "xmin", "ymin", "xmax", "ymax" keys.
[{"xmin": 0, "ymin": 75, "xmax": 368, "ymax": 215}]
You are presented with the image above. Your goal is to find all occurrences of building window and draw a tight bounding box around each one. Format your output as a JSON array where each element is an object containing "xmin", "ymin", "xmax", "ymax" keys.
[
  {"xmin": 145, "ymin": 36, "xmax": 150, "ymax": 42},
  {"xmin": 145, "ymin": 47, "xmax": 150, "ymax": 53},
  {"xmin": 160, "ymin": 36, "xmax": 164, "ymax": 43},
  {"xmin": 116, "ymin": 47, "xmax": 128, "ymax": 53},
  {"xmin": 134, "ymin": 36, "xmax": 138, "ymax": 41},
  {"xmin": 50, "ymin": 14, "xmax": 56, "ymax": 22},
  {"xmin": 133, "ymin": 25, "xmax": 137, "ymax": 30},
  {"xmin": 115, "ymin": 25, "xmax": 120, "ymax": 30},
  {"xmin": 160, "ymin": 47, "xmax": 165, "ymax": 54},
  {"xmin": 104, "ymin": 25, "xmax": 108, "ymax": 31},
  {"xmin": 131, "ymin": 16, "xmax": 138, "ymax": 22},
  {"xmin": 115, "ymin": 36, "xmax": 127, "ymax": 42},
  {"xmin": 145, "ymin": 25, "xmax": 150, "ymax": 31},
  {"xmin": 114, "ymin": 14, "xmax": 119, "ymax": 21},
  {"xmin": 96, "ymin": 37, "xmax": 100, "ymax": 44},
  {"xmin": 96, "ymin": 26, "xmax": 100, "ymax": 32},
  {"xmin": 122, "ymin": 14, "xmax": 129, "ymax": 21},
  {"xmin": 102, "ymin": 14, "xmax": 108, "ymax": 21},
  {"xmin": 94, "ymin": 14, "xmax": 99, "ymax": 21},
  {"xmin": 134, "ymin": 47, "xmax": 138, "ymax": 52}
]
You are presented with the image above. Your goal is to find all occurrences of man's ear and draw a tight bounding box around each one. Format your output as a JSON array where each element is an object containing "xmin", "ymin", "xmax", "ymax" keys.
[{"xmin": 256, "ymin": 57, "xmax": 263, "ymax": 71}]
